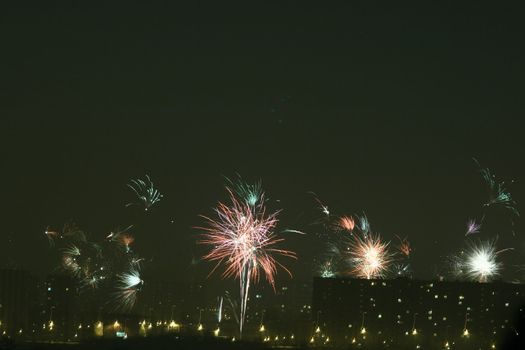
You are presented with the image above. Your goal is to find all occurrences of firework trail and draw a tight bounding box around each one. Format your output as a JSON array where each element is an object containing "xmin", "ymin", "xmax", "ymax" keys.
[
  {"xmin": 217, "ymin": 296, "xmax": 223, "ymax": 323},
  {"xmin": 307, "ymin": 191, "xmax": 330, "ymax": 217},
  {"xmin": 465, "ymin": 218, "xmax": 482, "ymax": 236},
  {"xmin": 197, "ymin": 188, "xmax": 296, "ymax": 337},
  {"xmin": 126, "ymin": 175, "xmax": 163, "ymax": 211},
  {"xmin": 224, "ymin": 174, "xmax": 264, "ymax": 207}
]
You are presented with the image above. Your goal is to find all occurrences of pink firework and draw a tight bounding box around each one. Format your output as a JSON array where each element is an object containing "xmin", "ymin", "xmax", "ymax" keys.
[
  {"xmin": 465, "ymin": 218, "xmax": 482, "ymax": 236},
  {"xmin": 338, "ymin": 215, "xmax": 355, "ymax": 232},
  {"xmin": 346, "ymin": 234, "xmax": 393, "ymax": 279},
  {"xmin": 197, "ymin": 189, "xmax": 295, "ymax": 337}
]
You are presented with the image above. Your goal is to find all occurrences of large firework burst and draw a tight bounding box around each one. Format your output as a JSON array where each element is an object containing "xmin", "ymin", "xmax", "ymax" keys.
[
  {"xmin": 197, "ymin": 188, "xmax": 296, "ymax": 337},
  {"xmin": 449, "ymin": 239, "xmax": 511, "ymax": 283}
]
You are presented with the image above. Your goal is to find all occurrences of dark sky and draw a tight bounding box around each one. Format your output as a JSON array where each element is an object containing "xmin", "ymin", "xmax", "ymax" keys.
[{"xmin": 1, "ymin": 1, "xmax": 524, "ymax": 286}]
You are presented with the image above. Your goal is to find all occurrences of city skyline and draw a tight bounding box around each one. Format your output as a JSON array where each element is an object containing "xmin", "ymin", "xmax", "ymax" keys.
[{"xmin": 1, "ymin": 1, "xmax": 524, "ymax": 348}]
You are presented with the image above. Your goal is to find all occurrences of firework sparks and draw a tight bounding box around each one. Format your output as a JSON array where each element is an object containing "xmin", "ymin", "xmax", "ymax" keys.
[
  {"xmin": 450, "ymin": 240, "xmax": 512, "ymax": 283},
  {"xmin": 308, "ymin": 192, "xmax": 330, "ymax": 216},
  {"xmin": 49, "ymin": 222, "xmax": 145, "ymax": 312},
  {"xmin": 465, "ymin": 218, "xmax": 482, "ymax": 236},
  {"xmin": 391, "ymin": 263, "xmax": 412, "ymax": 278},
  {"xmin": 108, "ymin": 229, "xmax": 135, "ymax": 253},
  {"xmin": 197, "ymin": 188, "xmax": 296, "ymax": 337},
  {"xmin": 357, "ymin": 213, "xmax": 371, "ymax": 236},
  {"xmin": 225, "ymin": 174, "xmax": 264, "ymax": 207},
  {"xmin": 395, "ymin": 235, "xmax": 412, "ymax": 257},
  {"xmin": 475, "ymin": 159, "xmax": 519, "ymax": 216},
  {"xmin": 464, "ymin": 240, "xmax": 511, "ymax": 283},
  {"xmin": 118, "ymin": 267, "xmax": 143, "ymax": 289},
  {"xmin": 318, "ymin": 259, "xmax": 336, "ymax": 278},
  {"xmin": 112, "ymin": 267, "xmax": 143, "ymax": 311},
  {"xmin": 126, "ymin": 175, "xmax": 163, "ymax": 211},
  {"xmin": 346, "ymin": 234, "xmax": 393, "ymax": 279},
  {"xmin": 338, "ymin": 215, "xmax": 355, "ymax": 232}
]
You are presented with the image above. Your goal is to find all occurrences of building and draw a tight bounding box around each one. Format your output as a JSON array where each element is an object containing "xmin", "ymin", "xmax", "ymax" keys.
[
  {"xmin": 43, "ymin": 274, "xmax": 80, "ymax": 341},
  {"xmin": 0, "ymin": 269, "xmax": 38, "ymax": 338},
  {"xmin": 312, "ymin": 277, "xmax": 525, "ymax": 348}
]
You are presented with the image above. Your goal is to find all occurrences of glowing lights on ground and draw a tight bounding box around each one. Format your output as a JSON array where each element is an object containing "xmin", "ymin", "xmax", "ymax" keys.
[{"xmin": 168, "ymin": 320, "xmax": 180, "ymax": 330}]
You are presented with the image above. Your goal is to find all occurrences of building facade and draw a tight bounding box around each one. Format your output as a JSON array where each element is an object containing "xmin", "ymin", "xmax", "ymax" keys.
[{"xmin": 312, "ymin": 277, "xmax": 525, "ymax": 348}]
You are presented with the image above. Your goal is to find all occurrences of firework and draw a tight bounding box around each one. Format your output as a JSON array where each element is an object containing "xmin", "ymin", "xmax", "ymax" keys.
[
  {"xmin": 337, "ymin": 215, "xmax": 355, "ymax": 232},
  {"xmin": 225, "ymin": 174, "xmax": 264, "ymax": 207},
  {"xmin": 112, "ymin": 267, "xmax": 143, "ymax": 311},
  {"xmin": 356, "ymin": 213, "xmax": 371, "ymax": 236},
  {"xmin": 395, "ymin": 235, "xmax": 412, "ymax": 257},
  {"xmin": 44, "ymin": 226, "xmax": 59, "ymax": 246},
  {"xmin": 197, "ymin": 188, "xmax": 296, "ymax": 337},
  {"xmin": 217, "ymin": 296, "xmax": 223, "ymax": 323},
  {"xmin": 465, "ymin": 218, "xmax": 482, "ymax": 236},
  {"xmin": 118, "ymin": 266, "xmax": 143, "ymax": 289},
  {"xmin": 475, "ymin": 159, "xmax": 519, "ymax": 216},
  {"xmin": 391, "ymin": 263, "xmax": 412, "ymax": 278},
  {"xmin": 107, "ymin": 228, "xmax": 135, "ymax": 253},
  {"xmin": 464, "ymin": 240, "xmax": 511, "ymax": 282},
  {"xmin": 126, "ymin": 175, "xmax": 163, "ymax": 211},
  {"xmin": 450, "ymin": 240, "xmax": 512, "ymax": 283},
  {"xmin": 346, "ymin": 233, "xmax": 393, "ymax": 279},
  {"xmin": 318, "ymin": 259, "xmax": 336, "ymax": 278},
  {"xmin": 50, "ymin": 222, "xmax": 145, "ymax": 312}
]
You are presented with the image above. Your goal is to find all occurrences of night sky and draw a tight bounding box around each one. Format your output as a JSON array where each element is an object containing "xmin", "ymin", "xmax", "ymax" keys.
[{"xmin": 1, "ymin": 2, "xmax": 524, "ymax": 287}]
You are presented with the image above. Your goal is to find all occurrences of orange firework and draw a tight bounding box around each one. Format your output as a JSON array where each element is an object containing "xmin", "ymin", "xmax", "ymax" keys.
[
  {"xmin": 338, "ymin": 215, "xmax": 355, "ymax": 232},
  {"xmin": 396, "ymin": 235, "xmax": 412, "ymax": 257}
]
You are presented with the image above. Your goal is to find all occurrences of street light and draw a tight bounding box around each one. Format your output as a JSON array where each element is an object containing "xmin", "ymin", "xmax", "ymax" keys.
[
  {"xmin": 411, "ymin": 313, "xmax": 419, "ymax": 336},
  {"xmin": 462, "ymin": 312, "xmax": 470, "ymax": 338},
  {"xmin": 360, "ymin": 311, "xmax": 367, "ymax": 335}
]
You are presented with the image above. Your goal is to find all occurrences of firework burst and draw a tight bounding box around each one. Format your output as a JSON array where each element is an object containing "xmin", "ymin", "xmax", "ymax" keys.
[
  {"xmin": 197, "ymin": 188, "xmax": 296, "ymax": 337},
  {"xmin": 337, "ymin": 215, "xmax": 355, "ymax": 232},
  {"xmin": 450, "ymin": 239, "xmax": 512, "ymax": 283},
  {"xmin": 318, "ymin": 259, "xmax": 336, "ymax": 278},
  {"xmin": 345, "ymin": 233, "xmax": 393, "ymax": 279},
  {"xmin": 474, "ymin": 159, "xmax": 519, "ymax": 217},
  {"xmin": 464, "ymin": 240, "xmax": 511, "ymax": 282},
  {"xmin": 465, "ymin": 218, "xmax": 482, "ymax": 236},
  {"xmin": 395, "ymin": 235, "xmax": 412, "ymax": 257},
  {"xmin": 126, "ymin": 175, "xmax": 163, "ymax": 211},
  {"xmin": 225, "ymin": 174, "xmax": 264, "ymax": 207}
]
